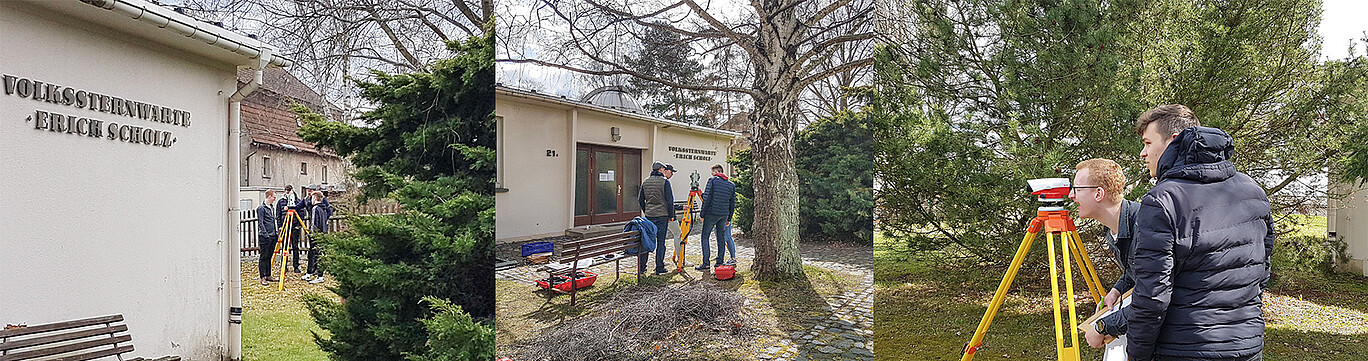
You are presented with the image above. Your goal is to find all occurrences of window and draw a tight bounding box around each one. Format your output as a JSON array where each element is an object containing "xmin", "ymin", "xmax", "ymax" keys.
[
  {"xmin": 322, "ymin": 165, "xmax": 329, "ymax": 184},
  {"xmin": 262, "ymin": 156, "xmax": 272, "ymax": 179},
  {"xmin": 495, "ymin": 115, "xmax": 504, "ymax": 189},
  {"xmin": 301, "ymin": 162, "xmax": 308, "ymax": 175}
]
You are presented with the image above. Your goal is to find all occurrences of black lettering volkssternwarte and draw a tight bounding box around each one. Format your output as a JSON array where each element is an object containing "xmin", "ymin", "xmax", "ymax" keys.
[{"xmin": 4, "ymin": 73, "xmax": 191, "ymax": 128}]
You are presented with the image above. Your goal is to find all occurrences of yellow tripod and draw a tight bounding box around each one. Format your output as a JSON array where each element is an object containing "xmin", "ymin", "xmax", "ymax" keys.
[
  {"xmin": 271, "ymin": 208, "xmax": 311, "ymax": 291},
  {"xmin": 674, "ymin": 186, "xmax": 701, "ymax": 272},
  {"xmin": 673, "ymin": 172, "xmax": 702, "ymax": 272},
  {"xmin": 961, "ymin": 208, "xmax": 1105, "ymax": 361}
]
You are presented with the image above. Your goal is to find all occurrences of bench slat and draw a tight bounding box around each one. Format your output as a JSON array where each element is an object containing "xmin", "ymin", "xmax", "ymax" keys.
[
  {"xmin": 564, "ymin": 238, "xmax": 640, "ymax": 259},
  {"xmin": 0, "ymin": 335, "xmax": 131, "ymax": 361},
  {"xmin": 51, "ymin": 344, "xmax": 134, "ymax": 361},
  {"xmin": 127, "ymin": 357, "xmax": 181, "ymax": 361},
  {"xmin": 563, "ymin": 231, "xmax": 639, "ymax": 248},
  {"xmin": 0, "ymin": 315, "xmax": 122, "ymax": 338},
  {"xmin": 0, "ymin": 324, "xmax": 128, "ymax": 352},
  {"xmin": 574, "ymin": 245, "xmax": 641, "ymax": 261},
  {"xmin": 549, "ymin": 247, "xmax": 641, "ymax": 275}
]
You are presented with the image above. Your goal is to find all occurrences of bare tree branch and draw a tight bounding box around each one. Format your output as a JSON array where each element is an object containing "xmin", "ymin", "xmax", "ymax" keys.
[
  {"xmin": 797, "ymin": 57, "xmax": 872, "ymax": 89},
  {"xmin": 501, "ymin": 58, "xmax": 760, "ymax": 95}
]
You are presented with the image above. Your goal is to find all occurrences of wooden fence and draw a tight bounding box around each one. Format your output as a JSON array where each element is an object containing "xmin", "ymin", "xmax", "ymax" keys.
[{"xmin": 238, "ymin": 203, "xmax": 400, "ymax": 258}]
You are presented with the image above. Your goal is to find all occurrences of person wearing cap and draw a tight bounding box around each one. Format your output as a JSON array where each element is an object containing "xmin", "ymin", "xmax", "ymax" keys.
[{"xmin": 638, "ymin": 161, "xmax": 677, "ymax": 274}]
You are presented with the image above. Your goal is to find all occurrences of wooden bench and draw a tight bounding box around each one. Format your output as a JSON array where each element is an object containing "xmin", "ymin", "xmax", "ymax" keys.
[
  {"xmin": 0, "ymin": 315, "xmax": 179, "ymax": 361},
  {"xmin": 543, "ymin": 230, "xmax": 642, "ymax": 305}
]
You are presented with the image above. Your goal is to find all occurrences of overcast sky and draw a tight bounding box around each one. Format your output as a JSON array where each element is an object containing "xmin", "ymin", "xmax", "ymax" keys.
[
  {"xmin": 1319, "ymin": 0, "xmax": 1367, "ymax": 60},
  {"xmin": 500, "ymin": 0, "xmax": 1367, "ymax": 98}
]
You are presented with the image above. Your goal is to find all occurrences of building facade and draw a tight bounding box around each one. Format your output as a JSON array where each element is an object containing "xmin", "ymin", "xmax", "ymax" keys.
[
  {"xmin": 1329, "ymin": 182, "xmax": 1368, "ymax": 276},
  {"xmin": 0, "ymin": 1, "xmax": 290, "ymax": 360},
  {"xmin": 495, "ymin": 86, "xmax": 741, "ymax": 242},
  {"xmin": 237, "ymin": 67, "xmax": 352, "ymax": 209}
]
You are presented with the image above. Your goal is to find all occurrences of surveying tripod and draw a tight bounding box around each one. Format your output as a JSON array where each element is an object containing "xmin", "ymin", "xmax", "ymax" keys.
[
  {"xmin": 271, "ymin": 208, "xmax": 312, "ymax": 291},
  {"xmin": 673, "ymin": 171, "xmax": 703, "ymax": 272},
  {"xmin": 961, "ymin": 179, "xmax": 1105, "ymax": 361}
]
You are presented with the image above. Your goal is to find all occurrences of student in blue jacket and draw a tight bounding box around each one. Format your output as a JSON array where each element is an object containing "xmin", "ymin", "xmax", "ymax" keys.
[{"xmin": 696, "ymin": 163, "xmax": 737, "ymax": 270}]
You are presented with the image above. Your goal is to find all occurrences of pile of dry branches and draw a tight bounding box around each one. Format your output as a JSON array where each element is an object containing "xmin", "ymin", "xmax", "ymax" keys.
[{"xmin": 517, "ymin": 284, "xmax": 753, "ymax": 361}]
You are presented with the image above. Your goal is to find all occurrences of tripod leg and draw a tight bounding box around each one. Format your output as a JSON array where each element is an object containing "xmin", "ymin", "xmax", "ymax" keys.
[
  {"xmin": 1060, "ymin": 232, "xmax": 1081, "ymax": 361},
  {"xmin": 1067, "ymin": 231, "xmax": 1104, "ymax": 304},
  {"xmin": 1046, "ymin": 231, "xmax": 1067, "ymax": 361},
  {"xmin": 272, "ymin": 224, "xmax": 288, "ymax": 282},
  {"xmin": 296, "ymin": 212, "xmax": 312, "ymax": 275},
  {"xmin": 279, "ymin": 220, "xmax": 291, "ymax": 292},
  {"xmin": 961, "ymin": 229, "xmax": 1039, "ymax": 361}
]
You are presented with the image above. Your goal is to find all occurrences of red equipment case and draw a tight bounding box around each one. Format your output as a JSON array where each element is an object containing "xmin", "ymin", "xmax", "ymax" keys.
[
  {"xmin": 715, "ymin": 265, "xmax": 736, "ymax": 280},
  {"xmin": 537, "ymin": 270, "xmax": 598, "ymax": 292}
]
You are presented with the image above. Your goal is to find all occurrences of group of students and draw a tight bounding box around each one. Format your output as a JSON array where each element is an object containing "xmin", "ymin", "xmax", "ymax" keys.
[
  {"xmin": 1070, "ymin": 104, "xmax": 1275, "ymax": 361},
  {"xmin": 256, "ymin": 184, "xmax": 335, "ymax": 286},
  {"xmin": 635, "ymin": 161, "xmax": 739, "ymax": 274}
]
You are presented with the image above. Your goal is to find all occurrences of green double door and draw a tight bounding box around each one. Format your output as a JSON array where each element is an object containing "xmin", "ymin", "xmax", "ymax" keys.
[{"xmin": 574, "ymin": 144, "xmax": 642, "ymax": 226}]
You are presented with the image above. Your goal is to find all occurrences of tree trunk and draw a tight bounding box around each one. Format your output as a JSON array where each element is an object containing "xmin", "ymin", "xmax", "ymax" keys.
[
  {"xmin": 747, "ymin": 0, "xmax": 806, "ymax": 281},
  {"xmin": 748, "ymin": 92, "xmax": 805, "ymax": 280}
]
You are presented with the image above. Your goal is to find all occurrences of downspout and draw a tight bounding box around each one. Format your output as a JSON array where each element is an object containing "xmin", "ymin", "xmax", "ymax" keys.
[{"xmin": 226, "ymin": 46, "xmax": 270, "ymax": 361}]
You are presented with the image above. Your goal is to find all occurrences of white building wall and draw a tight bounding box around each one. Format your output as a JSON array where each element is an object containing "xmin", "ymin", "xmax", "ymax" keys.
[
  {"xmin": 654, "ymin": 129, "xmax": 733, "ymax": 201},
  {"xmin": 1329, "ymin": 182, "xmax": 1368, "ymax": 276},
  {"xmin": 495, "ymin": 92, "xmax": 737, "ymax": 241},
  {"xmin": 495, "ymin": 97, "xmax": 575, "ymax": 240},
  {"xmin": 0, "ymin": 4, "xmax": 235, "ymax": 360}
]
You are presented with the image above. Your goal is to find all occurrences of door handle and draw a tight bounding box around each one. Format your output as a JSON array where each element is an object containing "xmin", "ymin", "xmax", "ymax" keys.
[{"xmin": 617, "ymin": 184, "xmax": 622, "ymax": 195}]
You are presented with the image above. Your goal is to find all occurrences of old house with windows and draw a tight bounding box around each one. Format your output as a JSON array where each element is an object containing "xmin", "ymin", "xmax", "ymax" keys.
[{"xmin": 237, "ymin": 67, "xmax": 352, "ymax": 209}]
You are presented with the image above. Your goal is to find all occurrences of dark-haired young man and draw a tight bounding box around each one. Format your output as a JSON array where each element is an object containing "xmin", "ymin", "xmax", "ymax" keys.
[{"xmin": 1126, "ymin": 104, "xmax": 1275, "ymax": 361}]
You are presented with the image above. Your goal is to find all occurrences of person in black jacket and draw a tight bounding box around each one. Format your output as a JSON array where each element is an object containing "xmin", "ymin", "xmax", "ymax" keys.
[
  {"xmin": 257, "ymin": 190, "xmax": 280, "ymax": 286},
  {"xmin": 276, "ymin": 184, "xmax": 306, "ymax": 273},
  {"xmin": 1071, "ymin": 158, "xmax": 1140, "ymax": 352},
  {"xmin": 300, "ymin": 189, "xmax": 333, "ymax": 284},
  {"xmin": 1128, "ymin": 105, "xmax": 1275, "ymax": 361}
]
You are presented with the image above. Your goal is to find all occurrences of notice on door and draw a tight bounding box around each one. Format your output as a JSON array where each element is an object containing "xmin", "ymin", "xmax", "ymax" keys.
[{"xmin": 599, "ymin": 171, "xmax": 614, "ymax": 182}]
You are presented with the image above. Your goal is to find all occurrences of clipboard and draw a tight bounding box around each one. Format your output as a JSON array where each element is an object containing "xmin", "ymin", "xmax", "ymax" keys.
[{"xmin": 1078, "ymin": 290, "xmax": 1132, "ymax": 343}]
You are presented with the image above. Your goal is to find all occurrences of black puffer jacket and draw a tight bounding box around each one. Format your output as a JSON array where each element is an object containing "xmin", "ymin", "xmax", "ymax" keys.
[{"xmin": 1127, "ymin": 126, "xmax": 1275, "ymax": 361}]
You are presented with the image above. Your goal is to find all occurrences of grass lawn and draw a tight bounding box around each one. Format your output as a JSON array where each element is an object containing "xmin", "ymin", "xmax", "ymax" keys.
[
  {"xmin": 240, "ymin": 262, "xmax": 338, "ymax": 361},
  {"xmin": 495, "ymin": 250, "xmax": 866, "ymax": 360},
  {"xmin": 874, "ymin": 215, "xmax": 1368, "ymax": 360}
]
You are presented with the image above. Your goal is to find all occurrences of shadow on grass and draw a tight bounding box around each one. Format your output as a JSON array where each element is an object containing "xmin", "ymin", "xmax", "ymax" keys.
[
  {"xmin": 1264, "ymin": 327, "xmax": 1368, "ymax": 361},
  {"xmin": 520, "ymin": 274, "xmax": 643, "ymax": 322},
  {"xmin": 876, "ymin": 234, "xmax": 1368, "ymax": 361},
  {"xmin": 874, "ymin": 253, "xmax": 1104, "ymax": 360},
  {"xmin": 519, "ymin": 268, "xmax": 720, "ymax": 322},
  {"xmin": 758, "ymin": 275, "xmax": 830, "ymax": 333},
  {"xmin": 1268, "ymin": 270, "xmax": 1368, "ymax": 314}
]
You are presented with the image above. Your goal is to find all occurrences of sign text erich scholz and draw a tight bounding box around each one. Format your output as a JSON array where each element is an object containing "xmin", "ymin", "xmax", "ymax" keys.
[{"xmin": 4, "ymin": 73, "xmax": 187, "ymax": 147}]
